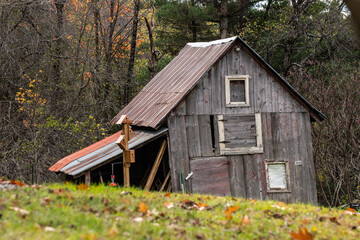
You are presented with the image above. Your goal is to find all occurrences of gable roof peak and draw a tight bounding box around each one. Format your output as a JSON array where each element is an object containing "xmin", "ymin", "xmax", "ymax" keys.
[{"xmin": 187, "ymin": 36, "xmax": 238, "ymax": 48}]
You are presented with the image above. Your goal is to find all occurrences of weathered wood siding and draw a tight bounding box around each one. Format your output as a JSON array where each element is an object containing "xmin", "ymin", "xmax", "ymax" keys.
[
  {"xmin": 172, "ymin": 44, "xmax": 306, "ymax": 117},
  {"xmin": 167, "ymin": 43, "xmax": 317, "ymax": 204}
]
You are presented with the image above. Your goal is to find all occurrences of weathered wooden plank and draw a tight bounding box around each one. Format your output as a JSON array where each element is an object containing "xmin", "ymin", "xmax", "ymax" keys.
[
  {"xmin": 186, "ymin": 85, "xmax": 198, "ymax": 115},
  {"xmin": 211, "ymin": 66, "xmax": 222, "ymax": 114},
  {"xmin": 198, "ymin": 115, "xmax": 214, "ymax": 157},
  {"xmin": 243, "ymin": 155, "xmax": 261, "ymax": 199},
  {"xmin": 303, "ymin": 112, "xmax": 317, "ymax": 204},
  {"xmin": 177, "ymin": 115, "xmax": 191, "ymax": 192},
  {"xmin": 190, "ymin": 156, "xmax": 228, "ymax": 170},
  {"xmin": 190, "ymin": 156, "xmax": 231, "ymax": 196},
  {"xmin": 202, "ymin": 73, "xmax": 212, "ymax": 114},
  {"xmin": 228, "ymin": 155, "xmax": 247, "ymax": 198},
  {"xmin": 185, "ymin": 115, "xmax": 201, "ymax": 158},
  {"xmin": 85, "ymin": 170, "xmax": 91, "ymax": 185},
  {"xmin": 213, "ymin": 115, "xmax": 221, "ymax": 156},
  {"xmin": 172, "ymin": 100, "xmax": 186, "ymax": 116},
  {"xmin": 167, "ymin": 116, "xmax": 180, "ymax": 191}
]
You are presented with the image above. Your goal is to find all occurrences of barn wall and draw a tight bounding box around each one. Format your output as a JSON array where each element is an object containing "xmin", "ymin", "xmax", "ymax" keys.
[
  {"xmin": 172, "ymin": 45, "xmax": 306, "ymax": 117},
  {"xmin": 167, "ymin": 43, "xmax": 317, "ymax": 204}
]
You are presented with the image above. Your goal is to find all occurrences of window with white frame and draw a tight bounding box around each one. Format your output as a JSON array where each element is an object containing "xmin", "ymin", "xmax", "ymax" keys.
[
  {"xmin": 218, "ymin": 114, "xmax": 263, "ymax": 155},
  {"xmin": 265, "ymin": 161, "xmax": 291, "ymax": 193},
  {"xmin": 225, "ymin": 75, "xmax": 249, "ymax": 107}
]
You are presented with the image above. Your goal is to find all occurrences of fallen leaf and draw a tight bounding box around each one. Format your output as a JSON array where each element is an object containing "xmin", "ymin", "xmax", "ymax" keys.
[
  {"xmin": 41, "ymin": 197, "xmax": 50, "ymax": 206},
  {"xmin": 9, "ymin": 207, "xmax": 30, "ymax": 216},
  {"xmin": 225, "ymin": 205, "xmax": 239, "ymax": 219},
  {"xmin": 50, "ymin": 188, "xmax": 64, "ymax": 194},
  {"xmin": 197, "ymin": 203, "xmax": 208, "ymax": 211},
  {"xmin": 133, "ymin": 217, "xmax": 143, "ymax": 222},
  {"xmin": 44, "ymin": 226, "xmax": 55, "ymax": 232},
  {"xmin": 181, "ymin": 199, "xmax": 198, "ymax": 210},
  {"xmin": 76, "ymin": 184, "xmax": 89, "ymax": 190},
  {"xmin": 10, "ymin": 180, "xmax": 25, "ymax": 187},
  {"xmin": 137, "ymin": 202, "xmax": 148, "ymax": 213},
  {"xmin": 164, "ymin": 192, "xmax": 171, "ymax": 198},
  {"xmin": 290, "ymin": 227, "xmax": 313, "ymax": 240},
  {"xmin": 164, "ymin": 202, "xmax": 174, "ymax": 209},
  {"xmin": 302, "ymin": 219, "xmax": 310, "ymax": 224},
  {"xmin": 241, "ymin": 215, "xmax": 251, "ymax": 225},
  {"xmin": 330, "ymin": 217, "xmax": 341, "ymax": 225},
  {"xmin": 277, "ymin": 202, "xmax": 287, "ymax": 207}
]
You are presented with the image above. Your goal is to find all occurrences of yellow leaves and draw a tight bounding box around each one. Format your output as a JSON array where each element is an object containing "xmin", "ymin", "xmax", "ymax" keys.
[
  {"xmin": 290, "ymin": 227, "xmax": 313, "ymax": 240},
  {"xmin": 137, "ymin": 202, "xmax": 148, "ymax": 214}
]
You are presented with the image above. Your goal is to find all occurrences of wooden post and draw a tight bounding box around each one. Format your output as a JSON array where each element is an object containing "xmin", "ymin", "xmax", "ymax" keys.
[
  {"xmin": 85, "ymin": 170, "xmax": 91, "ymax": 186},
  {"xmin": 116, "ymin": 115, "xmax": 135, "ymax": 187},
  {"xmin": 145, "ymin": 140, "xmax": 167, "ymax": 191}
]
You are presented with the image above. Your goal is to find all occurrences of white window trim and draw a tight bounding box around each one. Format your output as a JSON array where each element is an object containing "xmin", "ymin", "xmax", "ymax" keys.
[
  {"xmin": 218, "ymin": 113, "xmax": 263, "ymax": 155},
  {"xmin": 265, "ymin": 160, "xmax": 291, "ymax": 193},
  {"xmin": 225, "ymin": 75, "xmax": 250, "ymax": 107}
]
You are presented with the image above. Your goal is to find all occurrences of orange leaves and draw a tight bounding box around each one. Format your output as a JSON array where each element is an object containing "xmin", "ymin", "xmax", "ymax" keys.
[
  {"xmin": 181, "ymin": 199, "xmax": 208, "ymax": 211},
  {"xmin": 224, "ymin": 205, "xmax": 239, "ymax": 219},
  {"xmin": 241, "ymin": 215, "xmax": 251, "ymax": 225},
  {"xmin": 290, "ymin": 228, "xmax": 313, "ymax": 240},
  {"xmin": 164, "ymin": 192, "xmax": 171, "ymax": 198},
  {"xmin": 76, "ymin": 184, "xmax": 89, "ymax": 190},
  {"xmin": 10, "ymin": 180, "xmax": 26, "ymax": 187},
  {"xmin": 137, "ymin": 202, "xmax": 148, "ymax": 214}
]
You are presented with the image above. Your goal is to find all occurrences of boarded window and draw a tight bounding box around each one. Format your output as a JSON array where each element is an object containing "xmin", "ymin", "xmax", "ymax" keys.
[
  {"xmin": 265, "ymin": 161, "xmax": 291, "ymax": 193},
  {"xmin": 190, "ymin": 156, "xmax": 231, "ymax": 196},
  {"xmin": 225, "ymin": 75, "xmax": 249, "ymax": 107},
  {"xmin": 218, "ymin": 114, "xmax": 263, "ymax": 155}
]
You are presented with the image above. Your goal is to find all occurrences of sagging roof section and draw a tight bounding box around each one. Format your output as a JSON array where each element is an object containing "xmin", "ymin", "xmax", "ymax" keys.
[
  {"xmin": 49, "ymin": 128, "xmax": 168, "ymax": 177},
  {"xmin": 111, "ymin": 36, "xmax": 325, "ymax": 128}
]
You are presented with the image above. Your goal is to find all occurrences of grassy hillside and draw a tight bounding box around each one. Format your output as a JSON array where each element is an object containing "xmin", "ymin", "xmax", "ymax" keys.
[{"xmin": 0, "ymin": 182, "xmax": 359, "ymax": 239}]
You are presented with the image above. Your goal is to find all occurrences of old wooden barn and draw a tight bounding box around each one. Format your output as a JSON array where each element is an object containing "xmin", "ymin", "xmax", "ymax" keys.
[{"xmin": 50, "ymin": 37, "xmax": 325, "ymax": 204}]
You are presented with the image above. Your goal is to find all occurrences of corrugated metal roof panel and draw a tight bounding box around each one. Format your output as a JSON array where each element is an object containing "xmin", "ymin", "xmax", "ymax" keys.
[
  {"xmin": 49, "ymin": 128, "xmax": 168, "ymax": 176},
  {"xmin": 111, "ymin": 36, "xmax": 325, "ymax": 127},
  {"xmin": 111, "ymin": 40, "xmax": 232, "ymax": 128}
]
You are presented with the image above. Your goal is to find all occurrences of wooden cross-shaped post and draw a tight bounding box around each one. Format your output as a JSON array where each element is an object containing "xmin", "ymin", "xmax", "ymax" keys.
[{"xmin": 115, "ymin": 115, "xmax": 135, "ymax": 187}]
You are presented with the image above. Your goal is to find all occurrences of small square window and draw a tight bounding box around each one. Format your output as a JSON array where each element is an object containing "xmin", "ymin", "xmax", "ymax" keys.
[
  {"xmin": 225, "ymin": 76, "xmax": 249, "ymax": 107},
  {"xmin": 265, "ymin": 161, "xmax": 291, "ymax": 193}
]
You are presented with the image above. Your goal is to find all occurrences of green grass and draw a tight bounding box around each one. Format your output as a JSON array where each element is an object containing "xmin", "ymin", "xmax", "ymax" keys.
[{"xmin": 0, "ymin": 183, "xmax": 359, "ymax": 239}]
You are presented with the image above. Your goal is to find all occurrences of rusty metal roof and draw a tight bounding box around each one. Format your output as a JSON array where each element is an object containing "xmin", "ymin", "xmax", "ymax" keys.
[
  {"xmin": 111, "ymin": 36, "xmax": 325, "ymax": 127},
  {"xmin": 49, "ymin": 128, "xmax": 168, "ymax": 177},
  {"xmin": 111, "ymin": 37, "xmax": 235, "ymax": 128}
]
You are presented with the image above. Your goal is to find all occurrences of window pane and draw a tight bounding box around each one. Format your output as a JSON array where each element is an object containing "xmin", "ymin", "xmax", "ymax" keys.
[
  {"xmin": 268, "ymin": 164, "xmax": 287, "ymax": 189},
  {"xmin": 230, "ymin": 80, "xmax": 245, "ymax": 102}
]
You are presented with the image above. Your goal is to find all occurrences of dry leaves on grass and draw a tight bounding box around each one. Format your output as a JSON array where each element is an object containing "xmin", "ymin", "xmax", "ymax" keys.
[
  {"xmin": 41, "ymin": 197, "xmax": 51, "ymax": 206},
  {"xmin": 181, "ymin": 199, "xmax": 208, "ymax": 211},
  {"xmin": 241, "ymin": 215, "xmax": 251, "ymax": 225},
  {"xmin": 225, "ymin": 205, "xmax": 240, "ymax": 219},
  {"xmin": 290, "ymin": 227, "xmax": 313, "ymax": 240},
  {"xmin": 137, "ymin": 202, "xmax": 148, "ymax": 214},
  {"xmin": 9, "ymin": 206, "xmax": 30, "ymax": 217},
  {"xmin": 76, "ymin": 184, "xmax": 89, "ymax": 190}
]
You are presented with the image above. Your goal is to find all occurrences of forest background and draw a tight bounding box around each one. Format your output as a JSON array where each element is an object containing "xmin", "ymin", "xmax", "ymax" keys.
[{"xmin": 0, "ymin": 0, "xmax": 359, "ymax": 207}]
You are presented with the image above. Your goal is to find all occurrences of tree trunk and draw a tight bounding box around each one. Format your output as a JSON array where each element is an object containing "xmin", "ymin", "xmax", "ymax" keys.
[
  {"xmin": 219, "ymin": 0, "xmax": 228, "ymax": 39},
  {"xmin": 124, "ymin": 0, "xmax": 140, "ymax": 104},
  {"xmin": 145, "ymin": 4, "xmax": 160, "ymax": 80}
]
